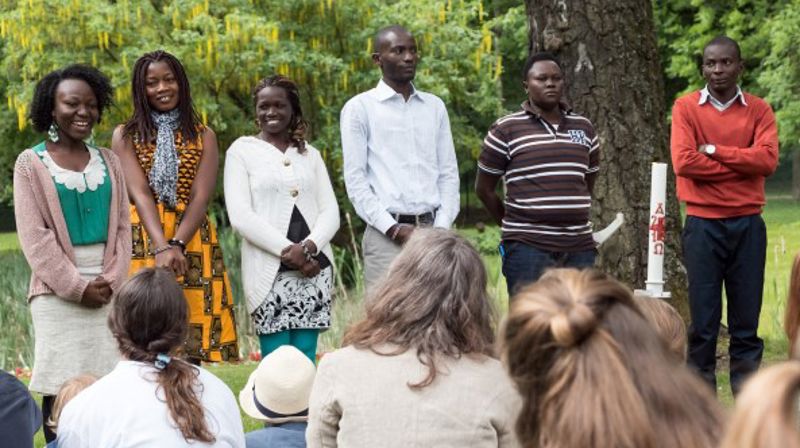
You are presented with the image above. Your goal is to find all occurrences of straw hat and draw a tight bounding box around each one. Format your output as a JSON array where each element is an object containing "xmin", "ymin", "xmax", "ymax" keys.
[{"xmin": 239, "ymin": 345, "xmax": 316, "ymax": 423}]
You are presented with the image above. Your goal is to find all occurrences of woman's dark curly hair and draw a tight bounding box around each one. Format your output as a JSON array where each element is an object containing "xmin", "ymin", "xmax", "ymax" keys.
[
  {"xmin": 29, "ymin": 64, "xmax": 113, "ymax": 133},
  {"xmin": 122, "ymin": 50, "xmax": 202, "ymax": 143},
  {"xmin": 252, "ymin": 75, "xmax": 308, "ymax": 153}
]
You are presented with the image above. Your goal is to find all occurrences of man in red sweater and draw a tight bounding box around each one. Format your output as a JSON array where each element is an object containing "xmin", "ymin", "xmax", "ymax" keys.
[{"xmin": 671, "ymin": 36, "xmax": 778, "ymax": 395}]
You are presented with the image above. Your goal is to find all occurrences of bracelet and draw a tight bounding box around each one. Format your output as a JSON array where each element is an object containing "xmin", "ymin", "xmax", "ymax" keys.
[
  {"xmin": 168, "ymin": 238, "xmax": 187, "ymax": 254},
  {"xmin": 299, "ymin": 240, "xmax": 313, "ymax": 262},
  {"xmin": 153, "ymin": 244, "xmax": 173, "ymax": 255},
  {"xmin": 390, "ymin": 225, "xmax": 401, "ymax": 241}
]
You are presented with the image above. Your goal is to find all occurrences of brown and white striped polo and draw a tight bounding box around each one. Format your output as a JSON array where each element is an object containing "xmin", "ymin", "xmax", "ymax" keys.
[{"xmin": 478, "ymin": 102, "xmax": 599, "ymax": 252}]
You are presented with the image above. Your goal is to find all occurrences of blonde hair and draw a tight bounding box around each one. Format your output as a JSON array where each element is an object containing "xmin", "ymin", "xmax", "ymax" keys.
[
  {"xmin": 634, "ymin": 293, "xmax": 687, "ymax": 361},
  {"xmin": 720, "ymin": 361, "xmax": 800, "ymax": 448},
  {"xmin": 343, "ymin": 229, "xmax": 496, "ymax": 388},
  {"xmin": 48, "ymin": 374, "xmax": 97, "ymax": 433},
  {"xmin": 785, "ymin": 252, "xmax": 800, "ymax": 357},
  {"xmin": 500, "ymin": 268, "xmax": 724, "ymax": 448}
]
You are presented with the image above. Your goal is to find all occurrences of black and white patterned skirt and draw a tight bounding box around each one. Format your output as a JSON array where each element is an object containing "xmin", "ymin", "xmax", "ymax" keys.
[{"xmin": 252, "ymin": 266, "xmax": 333, "ymax": 335}]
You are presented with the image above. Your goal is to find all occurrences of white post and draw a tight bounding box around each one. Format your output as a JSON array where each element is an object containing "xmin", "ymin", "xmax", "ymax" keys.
[{"xmin": 635, "ymin": 162, "xmax": 671, "ymax": 298}]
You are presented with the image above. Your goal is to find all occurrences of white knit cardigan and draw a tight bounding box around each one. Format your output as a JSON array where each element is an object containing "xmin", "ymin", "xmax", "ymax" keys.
[{"xmin": 224, "ymin": 136, "xmax": 340, "ymax": 313}]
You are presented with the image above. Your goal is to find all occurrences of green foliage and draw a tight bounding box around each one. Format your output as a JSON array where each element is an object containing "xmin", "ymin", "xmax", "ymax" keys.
[
  {"xmin": 460, "ymin": 224, "xmax": 502, "ymax": 255},
  {"xmin": 0, "ymin": 250, "xmax": 33, "ymax": 371},
  {"xmin": 654, "ymin": 0, "xmax": 788, "ymax": 100},
  {"xmin": 653, "ymin": 0, "xmax": 799, "ymax": 155},
  {"xmin": 758, "ymin": 2, "xmax": 800, "ymax": 148},
  {"xmin": 0, "ymin": 0, "xmax": 524, "ymax": 209}
]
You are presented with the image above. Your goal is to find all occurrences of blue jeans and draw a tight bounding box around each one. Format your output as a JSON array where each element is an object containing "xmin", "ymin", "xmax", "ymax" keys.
[
  {"xmin": 683, "ymin": 215, "xmax": 766, "ymax": 395},
  {"xmin": 501, "ymin": 241, "xmax": 596, "ymax": 298}
]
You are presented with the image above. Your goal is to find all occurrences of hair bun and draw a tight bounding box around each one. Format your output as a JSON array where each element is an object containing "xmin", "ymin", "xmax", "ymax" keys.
[{"xmin": 550, "ymin": 301, "xmax": 597, "ymax": 347}]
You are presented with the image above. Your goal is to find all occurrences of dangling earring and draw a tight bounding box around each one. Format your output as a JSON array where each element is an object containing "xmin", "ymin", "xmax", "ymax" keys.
[{"xmin": 48, "ymin": 122, "xmax": 59, "ymax": 143}]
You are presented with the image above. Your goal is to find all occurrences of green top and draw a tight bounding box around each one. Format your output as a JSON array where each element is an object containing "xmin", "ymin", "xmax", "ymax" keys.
[{"xmin": 34, "ymin": 141, "xmax": 111, "ymax": 246}]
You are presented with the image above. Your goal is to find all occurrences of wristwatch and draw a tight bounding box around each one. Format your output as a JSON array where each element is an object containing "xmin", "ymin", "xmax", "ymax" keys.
[{"xmin": 705, "ymin": 144, "xmax": 716, "ymax": 155}]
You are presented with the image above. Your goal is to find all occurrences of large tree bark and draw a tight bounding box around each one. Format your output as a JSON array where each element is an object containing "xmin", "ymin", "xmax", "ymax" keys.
[{"xmin": 525, "ymin": 0, "xmax": 688, "ymax": 314}]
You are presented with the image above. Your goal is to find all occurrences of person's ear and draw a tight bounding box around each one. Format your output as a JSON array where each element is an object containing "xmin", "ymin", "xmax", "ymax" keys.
[
  {"xmin": 371, "ymin": 52, "xmax": 381, "ymax": 66},
  {"xmin": 522, "ymin": 80, "xmax": 528, "ymax": 92}
]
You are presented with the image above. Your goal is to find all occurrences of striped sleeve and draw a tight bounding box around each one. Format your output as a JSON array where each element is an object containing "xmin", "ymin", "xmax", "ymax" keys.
[
  {"xmin": 586, "ymin": 123, "xmax": 600, "ymax": 174},
  {"xmin": 478, "ymin": 122, "xmax": 510, "ymax": 175}
]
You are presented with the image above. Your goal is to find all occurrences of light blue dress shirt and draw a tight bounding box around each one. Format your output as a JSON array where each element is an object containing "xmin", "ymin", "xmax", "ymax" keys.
[{"xmin": 340, "ymin": 79, "xmax": 460, "ymax": 233}]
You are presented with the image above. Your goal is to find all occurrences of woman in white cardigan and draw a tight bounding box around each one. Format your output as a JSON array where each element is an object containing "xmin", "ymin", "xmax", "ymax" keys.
[{"xmin": 224, "ymin": 75, "xmax": 339, "ymax": 361}]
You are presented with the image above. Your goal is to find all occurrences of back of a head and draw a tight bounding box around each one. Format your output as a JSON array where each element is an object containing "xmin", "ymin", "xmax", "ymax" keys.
[
  {"xmin": 634, "ymin": 294, "xmax": 687, "ymax": 361},
  {"xmin": 785, "ymin": 252, "xmax": 800, "ymax": 357},
  {"xmin": 344, "ymin": 229, "xmax": 495, "ymax": 387},
  {"xmin": 48, "ymin": 374, "xmax": 97, "ymax": 434},
  {"xmin": 501, "ymin": 268, "xmax": 723, "ymax": 448},
  {"xmin": 109, "ymin": 268, "xmax": 215, "ymax": 443},
  {"xmin": 110, "ymin": 267, "xmax": 187, "ymax": 357},
  {"xmin": 720, "ymin": 361, "xmax": 800, "ymax": 448}
]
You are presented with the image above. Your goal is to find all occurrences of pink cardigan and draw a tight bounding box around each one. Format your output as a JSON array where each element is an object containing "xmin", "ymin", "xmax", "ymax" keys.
[{"xmin": 13, "ymin": 146, "xmax": 132, "ymax": 302}]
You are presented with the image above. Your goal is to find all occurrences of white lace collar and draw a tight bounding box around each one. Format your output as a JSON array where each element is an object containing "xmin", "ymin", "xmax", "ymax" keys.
[{"xmin": 38, "ymin": 146, "xmax": 107, "ymax": 193}]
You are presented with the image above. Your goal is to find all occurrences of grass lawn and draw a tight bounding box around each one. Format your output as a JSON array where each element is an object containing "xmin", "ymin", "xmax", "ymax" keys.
[
  {"xmin": 0, "ymin": 232, "xmax": 19, "ymax": 251},
  {"xmin": 8, "ymin": 195, "xmax": 800, "ymax": 447}
]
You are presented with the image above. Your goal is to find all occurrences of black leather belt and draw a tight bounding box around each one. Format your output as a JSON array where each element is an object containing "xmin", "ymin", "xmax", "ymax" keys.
[{"xmin": 392, "ymin": 211, "xmax": 435, "ymax": 226}]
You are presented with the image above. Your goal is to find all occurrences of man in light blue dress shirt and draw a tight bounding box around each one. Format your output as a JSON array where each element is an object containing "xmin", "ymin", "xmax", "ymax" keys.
[{"xmin": 341, "ymin": 25, "xmax": 460, "ymax": 290}]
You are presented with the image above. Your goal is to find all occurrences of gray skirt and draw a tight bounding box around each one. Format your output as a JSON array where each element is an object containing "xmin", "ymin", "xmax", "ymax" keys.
[{"xmin": 29, "ymin": 243, "xmax": 119, "ymax": 395}]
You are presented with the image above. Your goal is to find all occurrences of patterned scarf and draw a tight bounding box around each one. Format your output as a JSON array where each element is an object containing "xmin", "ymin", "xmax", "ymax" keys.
[{"xmin": 149, "ymin": 109, "xmax": 181, "ymax": 207}]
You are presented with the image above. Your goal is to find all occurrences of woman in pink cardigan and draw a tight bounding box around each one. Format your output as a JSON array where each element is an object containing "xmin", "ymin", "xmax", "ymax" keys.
[{"xmin": 13, "ymin": 65, "xmax": 131, "ymax": 444}]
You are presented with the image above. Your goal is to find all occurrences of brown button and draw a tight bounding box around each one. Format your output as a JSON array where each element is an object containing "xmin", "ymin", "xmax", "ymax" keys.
[
  {"xmin": 290, "ymin": 189, "xmax": 299, "ymax": 197},
  {"xmin": 283, "ymin": 159, "xmax": 291, "ymax": 166}
]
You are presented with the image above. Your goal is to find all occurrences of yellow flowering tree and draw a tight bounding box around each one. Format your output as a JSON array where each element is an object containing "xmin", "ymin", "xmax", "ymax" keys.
[{"xmin": 1, "ymin": 0, "xmax": 516, "ymax": 210}]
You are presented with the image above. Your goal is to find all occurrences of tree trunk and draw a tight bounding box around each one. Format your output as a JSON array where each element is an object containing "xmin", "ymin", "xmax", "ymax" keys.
[{"xmin": 525, "ymin": 0, "xmax": 689, "ymax": 316}]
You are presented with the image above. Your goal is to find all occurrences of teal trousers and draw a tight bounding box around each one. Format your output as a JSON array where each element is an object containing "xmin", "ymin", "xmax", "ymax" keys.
[{"xmin": 258, "ymin": 328, "xmax": 319, "ymax": 362}]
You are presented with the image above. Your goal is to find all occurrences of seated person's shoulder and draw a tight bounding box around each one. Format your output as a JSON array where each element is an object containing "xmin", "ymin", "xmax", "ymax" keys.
[
  {"xmin": 246, "ymin": 424, "xmax": 307, "ymax": 448},
  {"xmin": 319, "ymin": 345, "xmax": 356, "ymax": 365}
]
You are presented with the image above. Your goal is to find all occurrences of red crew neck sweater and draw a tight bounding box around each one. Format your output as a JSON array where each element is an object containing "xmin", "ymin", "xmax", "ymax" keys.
[{"xmin": 670, "ymin": 90, "xmax": 779, "ymax": 218}]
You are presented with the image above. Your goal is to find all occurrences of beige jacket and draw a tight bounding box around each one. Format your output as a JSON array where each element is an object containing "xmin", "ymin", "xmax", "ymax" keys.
[
  {"xmin": 13, "ymin": 147, "xmax": 131, "ymax": 302},
  {"xmin": 307, "ymin": 345, "xmax": 522, "ymax": 448}
]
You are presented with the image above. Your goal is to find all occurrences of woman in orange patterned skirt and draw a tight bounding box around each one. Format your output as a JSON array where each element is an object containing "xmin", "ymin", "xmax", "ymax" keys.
[{"xmin": 112, "ymin": 50, "xmax": 238, "ymax": 363}]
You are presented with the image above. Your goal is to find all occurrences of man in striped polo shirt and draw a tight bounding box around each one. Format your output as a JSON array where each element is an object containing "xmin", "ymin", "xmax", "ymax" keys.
[{"xmin": 476, "ymin": 52, "xmax": 599, "ymax": 297}]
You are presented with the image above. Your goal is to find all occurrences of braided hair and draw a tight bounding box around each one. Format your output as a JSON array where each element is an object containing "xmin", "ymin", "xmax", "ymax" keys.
[
  {"xmin": 122, "ymin": 50, "xmax": 201, "ymax": 143},
  {"xmin": 252, "ymin": 75, "xmax": 308, "ymax": 153},
  {"xmin": 108, "ymin": 268, "xmax": 215, "ymax": 443}
]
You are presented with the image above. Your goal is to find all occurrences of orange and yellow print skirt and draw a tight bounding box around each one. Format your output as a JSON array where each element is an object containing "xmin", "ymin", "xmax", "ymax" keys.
[{"xmin": 130, "ymin": 202, "xmax": 239, "ymax": 362}]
